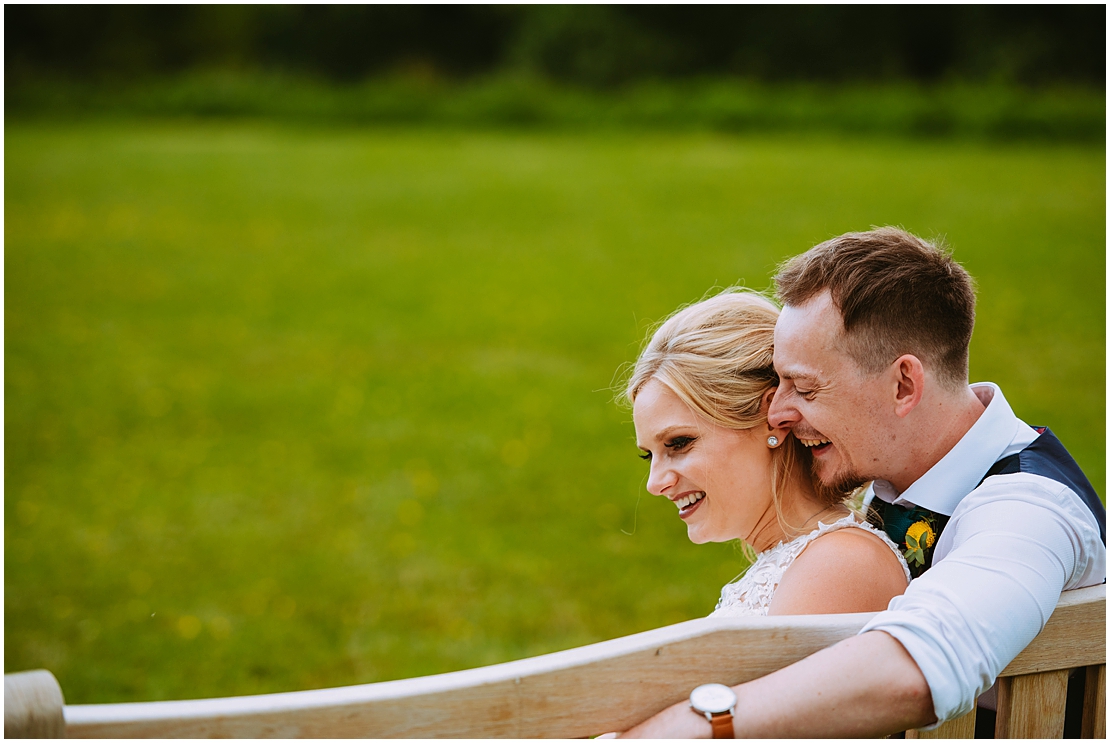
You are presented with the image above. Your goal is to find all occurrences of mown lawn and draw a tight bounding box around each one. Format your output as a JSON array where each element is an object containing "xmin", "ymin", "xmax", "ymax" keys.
[{"xmin": 5, "ymin": 122, "xmax": 1104, "ymax": 703}]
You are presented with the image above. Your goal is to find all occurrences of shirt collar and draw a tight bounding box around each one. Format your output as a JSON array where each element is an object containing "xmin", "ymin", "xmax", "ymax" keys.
[{"xmin": 869, "ymin": 382, "xmax": 1027, "ymax": 516}]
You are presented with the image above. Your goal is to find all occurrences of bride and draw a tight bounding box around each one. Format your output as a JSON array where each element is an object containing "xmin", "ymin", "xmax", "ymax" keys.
[
  {"xmin": 606, "ymin": 289, "xmax": 912, "ymax": 738},
  {"xmin": 626, "ymin": 289, "xmax": 910, "ymax": 618}
]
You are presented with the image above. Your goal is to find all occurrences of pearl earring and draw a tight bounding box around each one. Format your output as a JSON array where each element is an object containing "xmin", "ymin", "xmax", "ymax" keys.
[{"xmin": 767, "ymin": 436, "xmax": 779, "ymax": 447}]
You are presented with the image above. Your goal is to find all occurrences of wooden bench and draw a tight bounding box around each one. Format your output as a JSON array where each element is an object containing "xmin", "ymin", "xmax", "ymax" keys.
[{"xmin": 6, "ymin": 584, "xmax": 1103, "ymax": 738}]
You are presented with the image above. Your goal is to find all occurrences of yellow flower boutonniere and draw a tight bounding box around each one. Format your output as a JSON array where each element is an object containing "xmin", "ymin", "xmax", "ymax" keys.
[{"xmin": 904, "ymin": 520, "xmax": 936, "ymax": 568}]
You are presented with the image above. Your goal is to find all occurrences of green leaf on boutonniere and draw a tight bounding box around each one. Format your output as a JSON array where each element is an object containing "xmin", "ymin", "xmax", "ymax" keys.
[{"xmin": 904, "ymin": 533, "xmax": 926, "ymax": 567}]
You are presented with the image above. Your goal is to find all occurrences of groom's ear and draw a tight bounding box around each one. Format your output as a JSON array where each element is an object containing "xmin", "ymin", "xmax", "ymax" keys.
[{"xmin": 891, "ymin": 355, "xmax": 925, "ymax": 418}]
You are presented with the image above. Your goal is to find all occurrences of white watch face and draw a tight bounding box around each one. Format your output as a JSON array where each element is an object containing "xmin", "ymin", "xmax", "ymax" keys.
[{"xmin": 690, "ymin": 683, "xmax": 737, "ymax": 714}]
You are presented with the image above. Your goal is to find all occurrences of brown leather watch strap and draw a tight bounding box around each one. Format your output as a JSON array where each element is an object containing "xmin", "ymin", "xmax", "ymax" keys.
[{"xmin": 710, "ymin": 711, "xmax": 734, "ymax": 739}]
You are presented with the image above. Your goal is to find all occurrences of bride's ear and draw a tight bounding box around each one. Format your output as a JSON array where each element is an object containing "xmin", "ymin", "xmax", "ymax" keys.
[
  {"xmin": 760, "ymin": 386, "xmax": 778, "ymax": 415},
  {"xmin": 761, "ymin": 387, "xmax": 789, "ymax": 448}
]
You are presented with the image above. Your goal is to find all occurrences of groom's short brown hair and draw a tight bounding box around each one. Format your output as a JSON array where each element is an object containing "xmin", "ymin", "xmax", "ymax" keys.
[{"xmin": 774, "ymin": 227, "xmax": 976, "ymax": 389}]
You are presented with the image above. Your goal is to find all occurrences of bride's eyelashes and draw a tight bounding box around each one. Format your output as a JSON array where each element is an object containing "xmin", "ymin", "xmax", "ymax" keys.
[
  {"xmin": 636, "ymin": 435, "xmax": 698, "ymax": 462},
  {"xmin": 664, "ymin": 435, "xmax": 698, "ymax": 451}
]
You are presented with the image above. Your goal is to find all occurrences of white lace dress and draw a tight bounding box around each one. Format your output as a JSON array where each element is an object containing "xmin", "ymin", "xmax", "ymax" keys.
[{"xmin": 710, "ymin": 514, "xmax": 912, "ymax": 617}]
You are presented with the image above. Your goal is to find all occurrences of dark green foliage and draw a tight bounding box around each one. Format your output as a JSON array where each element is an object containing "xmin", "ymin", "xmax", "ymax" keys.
[
  {"xmin": 6, "ymin": 6, "xmax": 1104, "ymax": 87},
  {"xmin": 6, "ymin": 72, "xmax": 1105, "ymax": 144}
]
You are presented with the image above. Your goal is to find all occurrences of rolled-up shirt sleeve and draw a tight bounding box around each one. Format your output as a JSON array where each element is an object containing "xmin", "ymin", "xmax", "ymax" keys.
[{"xmin": 860, "ymin": 474, "xmax": 1103, "ymax": 724}]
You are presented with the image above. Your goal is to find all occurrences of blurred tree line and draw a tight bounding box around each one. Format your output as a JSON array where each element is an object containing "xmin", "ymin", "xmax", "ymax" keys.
[{"xmin": 6, "ymin": 5, "xmax": 1105, "ymax": 88}]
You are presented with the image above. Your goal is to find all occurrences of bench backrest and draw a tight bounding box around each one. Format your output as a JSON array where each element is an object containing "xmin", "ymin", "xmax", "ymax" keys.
[{"xmin": 6, "ymin": 584, "xmax": 1104, "ymax": 738}]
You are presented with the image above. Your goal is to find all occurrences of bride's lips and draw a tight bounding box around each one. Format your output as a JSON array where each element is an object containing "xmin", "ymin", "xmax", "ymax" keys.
[{"xmin": 673, "ymin": 491, "xmax": 706, "ymax": 520}]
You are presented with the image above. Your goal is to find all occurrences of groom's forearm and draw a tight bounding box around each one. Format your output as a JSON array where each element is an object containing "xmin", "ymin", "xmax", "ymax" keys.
[
  {"xmin": 731, "ymin": 631, "xmax": 934, "ymax": 737},
  {"xmin": 621, "ymin": 631, "xmax": 935, "ymax": 738}
]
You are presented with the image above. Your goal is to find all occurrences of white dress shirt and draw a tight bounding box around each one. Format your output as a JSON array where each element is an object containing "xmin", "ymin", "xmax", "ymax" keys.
[{"xmin": 860, "ymin": 382, "xmax": 1106, "ymax": 725}]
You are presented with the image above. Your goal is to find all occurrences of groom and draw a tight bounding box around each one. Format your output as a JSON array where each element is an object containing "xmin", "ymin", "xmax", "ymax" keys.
[{"xmin": 622, "ymin": 227, "xmax": 1105, "ymax": 737}]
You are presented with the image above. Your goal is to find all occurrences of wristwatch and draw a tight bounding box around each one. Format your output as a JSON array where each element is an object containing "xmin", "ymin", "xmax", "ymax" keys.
[{"xmin": 689, "ymin": 683, "xmax": 737, "ymax": 739}]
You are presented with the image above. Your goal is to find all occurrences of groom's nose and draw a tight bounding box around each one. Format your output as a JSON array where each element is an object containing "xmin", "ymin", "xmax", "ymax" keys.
[{"xmin": 767, "ymin": 383, "xmax": 799, "ymax": 429}]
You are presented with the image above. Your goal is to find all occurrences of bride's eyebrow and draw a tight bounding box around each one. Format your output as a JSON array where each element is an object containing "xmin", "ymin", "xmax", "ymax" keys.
[{"xmin": 652, "ymin": 425, "xmax": 696, "ymax": 442}]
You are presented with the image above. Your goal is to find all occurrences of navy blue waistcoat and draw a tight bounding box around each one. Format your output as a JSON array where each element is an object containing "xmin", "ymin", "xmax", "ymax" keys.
[
  {"xmin": 980, "ymin": 427, "xmax": 1105, "ymax": 545},
  {"xmin": 870, "ymin": 426, "xmax": 1106, "ymax": 576}
]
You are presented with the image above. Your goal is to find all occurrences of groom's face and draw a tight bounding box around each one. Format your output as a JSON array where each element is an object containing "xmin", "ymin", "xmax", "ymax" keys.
[{"xmin": 768, "ymin": 291, "xmax": 895, "ymax": 491}]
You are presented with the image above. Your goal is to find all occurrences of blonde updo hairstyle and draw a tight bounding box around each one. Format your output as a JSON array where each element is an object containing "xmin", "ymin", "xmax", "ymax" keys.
[{"xmin": 624, "ymin": 289, "xmax": 840, "ymax": 527}]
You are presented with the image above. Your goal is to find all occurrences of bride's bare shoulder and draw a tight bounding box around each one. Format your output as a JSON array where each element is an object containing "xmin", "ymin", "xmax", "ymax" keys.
[{"xmin": 767, "ymin": 526, "xmax": 909, "ymax": 616}]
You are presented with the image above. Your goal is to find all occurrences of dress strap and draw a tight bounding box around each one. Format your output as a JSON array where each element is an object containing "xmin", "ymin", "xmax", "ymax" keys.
[{"xmin": 804, "ymin": 515, "xmax": 913, "ymax": 584}]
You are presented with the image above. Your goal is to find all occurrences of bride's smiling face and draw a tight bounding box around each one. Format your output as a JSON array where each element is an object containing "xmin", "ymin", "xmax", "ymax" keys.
[{"xmin": 633, "ymin": 379, "xmax": 776, "ymax": 544}]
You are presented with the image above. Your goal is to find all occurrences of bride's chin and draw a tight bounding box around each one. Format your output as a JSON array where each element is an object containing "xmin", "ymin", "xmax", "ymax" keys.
[{"xmin": 686, "ymin": 526, "xmax": 713, "ymax": 545}]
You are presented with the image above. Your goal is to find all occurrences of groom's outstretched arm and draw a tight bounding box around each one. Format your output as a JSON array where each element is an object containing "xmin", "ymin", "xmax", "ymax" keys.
[{"xmin": 619, "ymin": 630, "xmax": 934, "ymax": 738}]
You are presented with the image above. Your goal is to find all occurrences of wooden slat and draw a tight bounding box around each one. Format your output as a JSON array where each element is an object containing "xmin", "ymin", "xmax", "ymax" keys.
[
  {"xmin": 906, "ymin": 706, "xmax": 976, "ymax": 739},
  {"xmin": 1081, "ymin": 664, "xmax": 1105, "ymax": 739},
  {"xmin": 59, "ymin": 584, "xmax": 1104, "ymax": 739},
  {"xmin": 996, "ymin": 669, "xmax": 1069, "ymax": 738},
  {"xmin": 1001, "ymin": 585, "xmax": 1106, "ymax": 677},
  {"xmin": 64, "ymin": 611, "xmax": 874, "ymax": 738}
]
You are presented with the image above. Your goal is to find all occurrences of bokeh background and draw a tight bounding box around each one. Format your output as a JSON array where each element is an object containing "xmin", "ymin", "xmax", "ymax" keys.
[{"xmin": 6, "ymin": 6, "xmax": 1105, "ymax": 704}]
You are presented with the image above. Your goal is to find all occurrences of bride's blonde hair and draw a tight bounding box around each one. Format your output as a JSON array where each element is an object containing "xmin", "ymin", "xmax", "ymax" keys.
[{"xmin": 623, "ymin": 288, "xmax": 840, "ymax": 521}]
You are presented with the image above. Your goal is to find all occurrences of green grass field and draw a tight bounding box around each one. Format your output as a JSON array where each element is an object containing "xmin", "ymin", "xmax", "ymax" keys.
[{"xmin": 5, "ymin": 122, "xmax": 1104, "ymax": 704}]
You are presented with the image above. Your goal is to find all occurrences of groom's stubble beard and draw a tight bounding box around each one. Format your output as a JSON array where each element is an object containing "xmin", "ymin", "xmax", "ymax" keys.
[{"xmin": 810, "ymin": 456, "xmax": 868, "ymax": 501}]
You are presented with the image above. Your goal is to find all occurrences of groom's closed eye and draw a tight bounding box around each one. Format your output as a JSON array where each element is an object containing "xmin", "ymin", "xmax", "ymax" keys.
[{"xmin": 782, "ymin": 376, "xmax": 820, "ymax": 399}]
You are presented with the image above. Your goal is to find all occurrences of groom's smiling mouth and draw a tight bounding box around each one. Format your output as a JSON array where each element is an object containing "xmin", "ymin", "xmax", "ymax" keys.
[{"xmin": 799, "ymin": 437, "xmax": 832, "ymax": 454}]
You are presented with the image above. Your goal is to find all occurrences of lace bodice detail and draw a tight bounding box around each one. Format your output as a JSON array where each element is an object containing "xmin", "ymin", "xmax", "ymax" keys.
[{"xmin": 709, "ymin": 514, "xmax": 911, "ymax": 618}]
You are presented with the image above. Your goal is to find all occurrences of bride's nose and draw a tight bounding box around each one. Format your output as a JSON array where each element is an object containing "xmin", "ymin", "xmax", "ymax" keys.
[{"xmin": 646, "ymin": 460, "xmax": 678, "ymax": 496}]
